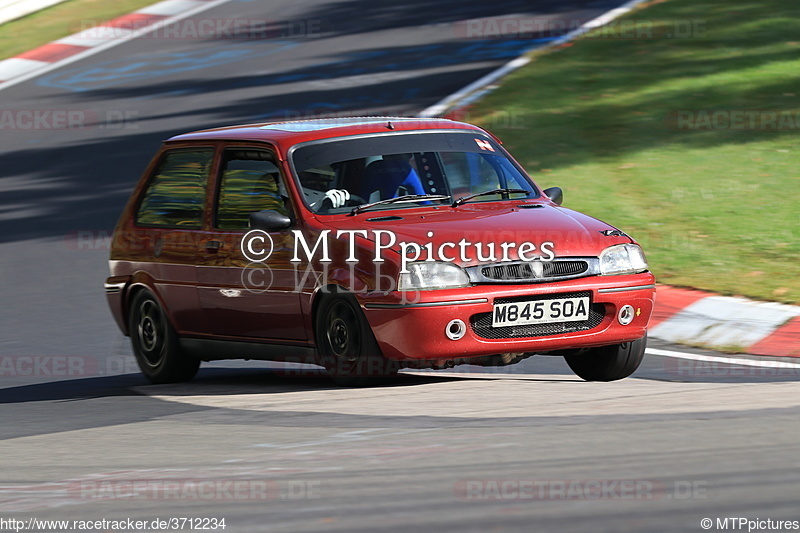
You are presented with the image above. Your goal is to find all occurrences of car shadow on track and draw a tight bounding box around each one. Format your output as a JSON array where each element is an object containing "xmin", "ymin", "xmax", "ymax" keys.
[
  {"xmin": 0, "ymin": 373, "xmax": 147, "ymax": 405},
  {"xmin": 131, "ymin": 365, "xmax": 587, "ymax": 397},
  {"xmin": 6, "ymin": 355, "xmax": 798, "ymax": 406},
  {"xmin": 0, "ymin": 361, "xmax": 586, "ymax": 405},
  {"xmin": 5, "ymin": 354, "xmax": 799, "ymax": 407}
]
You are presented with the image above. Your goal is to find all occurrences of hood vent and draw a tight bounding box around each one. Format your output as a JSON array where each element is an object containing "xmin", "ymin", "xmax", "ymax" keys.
[{"xmin": 366, "ymin": 215, "xmax": 404, "ymax": 222}]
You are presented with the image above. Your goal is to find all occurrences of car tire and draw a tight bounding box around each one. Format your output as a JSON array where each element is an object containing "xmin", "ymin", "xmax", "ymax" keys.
[
  {"xmin": 129, "ymin": 289, "xmax": 200, "ymax": 384},
  {"xmin": 564, "ymin": 335, "xmax": 647, "ymax": 382},
  {"xmin": 315, "ymin": 290, "xmax": 398, "ymax": 386}
]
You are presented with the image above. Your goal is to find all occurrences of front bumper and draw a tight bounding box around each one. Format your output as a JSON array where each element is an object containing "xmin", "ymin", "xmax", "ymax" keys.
[{"xmin": 360, "ymin": 273, "xmax": 656, "ymax": 361}]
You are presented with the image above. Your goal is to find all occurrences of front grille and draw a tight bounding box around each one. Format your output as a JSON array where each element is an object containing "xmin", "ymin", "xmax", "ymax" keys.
[
  {"xmin": 481, "ymin": 260, "xmax": 588, "ymax": 281},
  {"xmin": 470, "ymin": 291, "xmax": 605, "ymax": 340},
  {"xmin": 468, "ymin": 258, "xmax": 598, "ymax": 284}
]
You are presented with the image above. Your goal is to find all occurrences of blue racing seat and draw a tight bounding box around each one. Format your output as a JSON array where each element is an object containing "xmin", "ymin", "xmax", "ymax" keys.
[{"xmin": 358, "ymin": 158, "xmax": 425, "ymax": 201}]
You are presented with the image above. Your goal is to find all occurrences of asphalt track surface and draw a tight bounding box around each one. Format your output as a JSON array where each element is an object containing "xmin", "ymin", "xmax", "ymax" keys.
[{"xmin": 0, "ymin": 1, "xmax": 798, "ymax": 531}]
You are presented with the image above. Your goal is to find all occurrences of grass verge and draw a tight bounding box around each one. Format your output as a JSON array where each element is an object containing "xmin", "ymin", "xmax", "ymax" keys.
[
  {"xmin": 0, "ymin": 0, "xmax": 157, "ymax": 60},
  {"xmin": 468, "ymin": 0, "xmax": 800, "ymax": 305}
]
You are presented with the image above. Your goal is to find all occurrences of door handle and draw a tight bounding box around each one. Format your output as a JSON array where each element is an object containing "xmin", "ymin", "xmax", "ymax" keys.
[{"xmin": 205, "ymin": 240, "xmax": 222, "ymax": 252}]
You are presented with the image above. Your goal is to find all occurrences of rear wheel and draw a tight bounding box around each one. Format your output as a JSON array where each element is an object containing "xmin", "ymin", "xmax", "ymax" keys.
[
  {"xmin": 565, "ymin": 335, "xmax": 647, "ymax": 382},
  {"xmin": 315, "ymin": 290, "xmax": 398, "ymax": 386},
  {"xmin": 129, "ymin": 289, "xmax": 200, "ymax": 384}
]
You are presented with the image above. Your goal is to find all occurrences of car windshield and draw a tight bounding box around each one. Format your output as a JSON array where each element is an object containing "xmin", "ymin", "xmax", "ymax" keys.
[{"xmin": 291, "ymin": 131, "xmax": 537, "ymax": 214}]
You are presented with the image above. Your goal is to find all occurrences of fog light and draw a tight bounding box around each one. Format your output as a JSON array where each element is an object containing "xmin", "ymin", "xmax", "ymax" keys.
[
  {"xmin": 618, "ymin": 305, "xmax": 635, "ymax": 325},
  {"xmin": 445, "ymin": 319, "xmax": 467, "ymax": 340}
]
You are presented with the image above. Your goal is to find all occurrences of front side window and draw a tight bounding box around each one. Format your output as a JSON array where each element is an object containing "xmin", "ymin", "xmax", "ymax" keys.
[
  {"xmin": 291, "ymin": 132, "xmax": 537, "ymax": 214},
  {"xmin": 136, "ymin": 148, "xmax": 213, "ymax": 228},
  {"xmin": 215, "ymin": 149, "xmax": 290, "ymax": 230}
]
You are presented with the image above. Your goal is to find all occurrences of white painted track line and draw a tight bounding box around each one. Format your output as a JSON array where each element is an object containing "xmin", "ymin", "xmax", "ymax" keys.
[
  {"xmin": 56, "ymin": 28, "xmax": 136, "ymax": 48},
  {"xmin": 0, "ymin": 57, "xmax": 49, "ymax": 79},
  {"xmin": 646, "ymin": 348, "xmax": 800, "ymax": 369},
  {"xmin": 0, "ymin": 0, "xmax": 70, "ymax": 25},
  {"xmin": 136, "ymin": 0, "xmax": 204, "ymax": 16},
  {"xmin": 0, "ymin": 0, "xmax": 236, "ymax": 92},
  {"xmin": 418, "ymin": 0, "xmax": 652, "ymax": 117}
]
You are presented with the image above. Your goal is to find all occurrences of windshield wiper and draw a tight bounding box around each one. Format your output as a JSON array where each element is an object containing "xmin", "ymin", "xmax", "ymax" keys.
[
  {"xmin": 350, "ymin": 194, "xmax": 451, "ymax": 216},
  {"xmin": 451, "ymin": 188, "xmax": 531, "ymax": 208}
]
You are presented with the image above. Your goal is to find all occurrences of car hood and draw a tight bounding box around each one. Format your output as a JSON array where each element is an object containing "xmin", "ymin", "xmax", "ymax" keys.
[{"xmin": 318, "ymin": 203, "xmax": 633, "ymax": 266}]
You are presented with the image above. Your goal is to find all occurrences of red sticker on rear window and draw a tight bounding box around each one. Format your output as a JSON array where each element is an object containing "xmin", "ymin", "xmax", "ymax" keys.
[{"xmin": 475, "ymin": 138, "xmax": 495, "ymax": 151}]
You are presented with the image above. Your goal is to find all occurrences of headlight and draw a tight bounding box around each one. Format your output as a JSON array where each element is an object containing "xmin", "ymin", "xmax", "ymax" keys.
[
  {"xmin": 599, "ymin": 244, "xmax": 648, "ymax": 275},
  {"xmin": 398, "ymin": 262, "xmax": 470, "ymax": 291}
]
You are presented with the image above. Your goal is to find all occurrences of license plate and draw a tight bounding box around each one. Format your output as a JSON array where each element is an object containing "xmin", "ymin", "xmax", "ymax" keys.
[{"xmin": 492, "ymin": 296, "xmax": 590, "ymax": 327}]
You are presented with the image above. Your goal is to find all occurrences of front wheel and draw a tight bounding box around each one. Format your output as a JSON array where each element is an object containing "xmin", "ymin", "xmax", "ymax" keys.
[
  {"xmin": 565, "ymin": 335, "xmax": 647, "ymax": 382},
  {"xmin": 315, "ymin": 291, "xmax": 398, "ymax": 386},
  {"xmin": 129, "ymin": 289, "xmax": 200, "ymax": 384}
]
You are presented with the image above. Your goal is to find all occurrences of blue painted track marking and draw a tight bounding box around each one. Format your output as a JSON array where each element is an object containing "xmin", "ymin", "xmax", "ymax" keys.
[{"xmin": 36, "ymin": 42, "xmax": 298, "ymax": 92}]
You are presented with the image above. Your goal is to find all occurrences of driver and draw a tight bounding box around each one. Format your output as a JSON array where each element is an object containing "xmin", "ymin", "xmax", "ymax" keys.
[{"xmin": 321, "ymin": 153, "xmax": 424, "ymax": 208}]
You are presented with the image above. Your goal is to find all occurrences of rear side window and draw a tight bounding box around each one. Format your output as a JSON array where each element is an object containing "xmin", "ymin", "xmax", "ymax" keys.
[
  {"xmin": 136, "ymin": 149, "xmax": 214, "ymax": 228},
  {"xmin": 215, "ymin": 150, "xmax": 290, "ymax": 230}
]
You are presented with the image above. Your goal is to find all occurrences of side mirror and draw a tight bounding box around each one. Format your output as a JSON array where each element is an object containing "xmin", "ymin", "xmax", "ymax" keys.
[
  {"xmin": 249, "ymin": 209, "xmax": 292, "ymax": 231},
  {"xmin": 543, "ymin": 187, "xmax": 563, "ymax": 206}
]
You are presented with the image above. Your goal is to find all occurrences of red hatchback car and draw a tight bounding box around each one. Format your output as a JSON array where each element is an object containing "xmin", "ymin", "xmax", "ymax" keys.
[{"xmin": 105, "ymin": 117, "xmax": 655, "ymax": 385}]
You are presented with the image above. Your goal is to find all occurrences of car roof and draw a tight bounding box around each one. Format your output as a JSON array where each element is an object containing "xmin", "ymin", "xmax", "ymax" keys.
[{"xmin": 165, "ymin": 117, "xmax": 491, "ymax": 146}]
